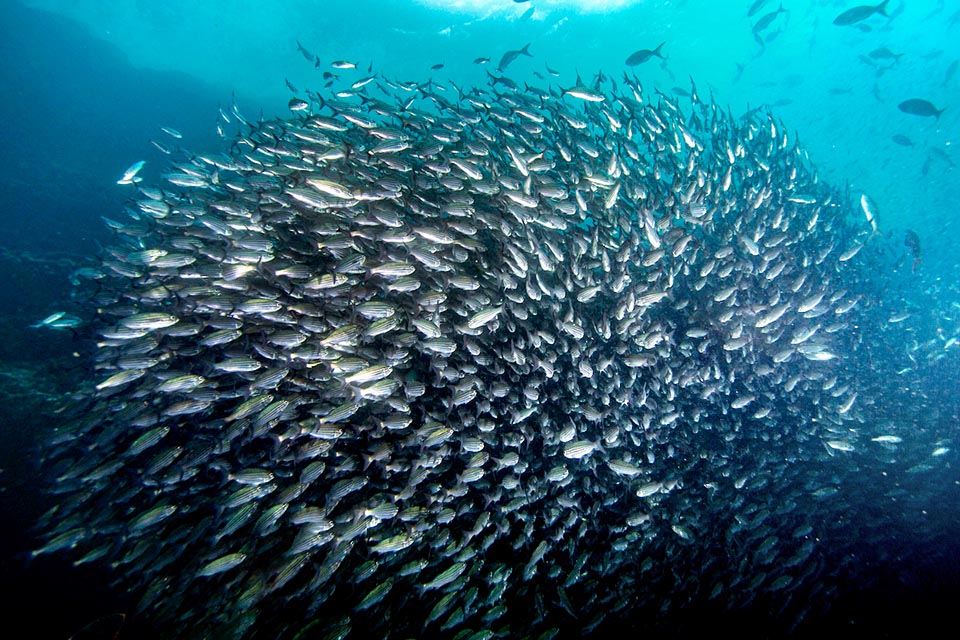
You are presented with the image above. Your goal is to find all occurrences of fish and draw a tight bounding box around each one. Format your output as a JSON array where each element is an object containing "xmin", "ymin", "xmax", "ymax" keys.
[
  {"xmin": 561, "ymin": 85, "xmax": 605, "ymax": 102},
  {"xmin": 30, "ymin": 311, "xmax": 82, "ymax": 330},
  {"xmin": 769, "ymin": 98, "xmax": 794, "ymax": 107},
  {"xmin": 898, "ymin": 98, "xmax": 945, "ymax": 119},
  {"xmin": 288, "ymin": 97, "xmax": 309, "ymax": 112},
  {"xmin": 296, "ymin": 40, "xmax": 313, "ymax": 62},
  {"xmin": 430, "ymin": 63, "xmax": 444, "ymax": 70},
  {"xmin": 890, "ymin": 134, "xmax": 914, "ymax": 146},
  {"xmin": 198, "ymin": 553, "xmax": 247, "ymax": 577},
  {"xmin": 160, "ymin": 126, "xmax": 182, "ymax": 139},
  {"xmin": 498, "ymin": 43, "xmax": 532, "ymax": 72},
  {"xmin": 904, "ymin": 230, "xmax": 921, "ymax": 272},
  {"xmin": 868, "ymin": 47, "xmax": 903, "ymax": 62},
  {"xmin": 825, "ymin": 440, "xmax": 856, "ymax": 452},
  {"xmin": 752, "ymin": 3, "xmax": 786, "ymax": 36},
  {"xmin": 625, "ymin": 42, "xmax": 666, "ymax": 66},
  {"xmin": 833, "ymin": 1, "xmax": 890, "ymax": 26},
  {"xmin": 150, "ymin": 139, "xmax": 171, "ymax": 154},
  {"xmin": 35, "ymin": 56, "xmax": 919, "ymax": 640},
  {"xmin": 331, "ymin": 60, "xmax": 357, "ymax": 69},
  {"xmin": 473, "ymin": 57, "xmax": 490, "ymax": 64},
  {"xmin": 116, "ymin": 160, "xmax": 146, "ymax": 185}
]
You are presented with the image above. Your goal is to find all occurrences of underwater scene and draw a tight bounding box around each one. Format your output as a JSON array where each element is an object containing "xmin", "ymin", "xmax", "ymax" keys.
[{"xmin": 0, "ymin": 0, "xmax": 958, "ymax": 638}]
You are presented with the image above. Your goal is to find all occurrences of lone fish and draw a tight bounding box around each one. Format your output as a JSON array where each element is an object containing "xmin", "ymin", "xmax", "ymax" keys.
[
  {"xmin": 625, "ymin": 42, "xmax": 666, "ymax": 66},
  {"xmin": 898, "ymin": 99, "xmax": 945, "ymax": 119},
  {"xmin": 833, "ymin": 1, "xmax": 889, "ymax": 26},
  {"xmin": 498, "ymin": 43, "xmax": 532, "ymax": 72}
]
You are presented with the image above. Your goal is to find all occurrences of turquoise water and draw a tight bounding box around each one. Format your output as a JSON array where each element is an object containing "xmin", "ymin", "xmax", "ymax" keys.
[
  {"xmin": 0, "ymin": 1, "xmax": 957, "ymax": 638},
  {"xmin": 14, "ymin": 0, "xmax": 959, "ymax": 269}
]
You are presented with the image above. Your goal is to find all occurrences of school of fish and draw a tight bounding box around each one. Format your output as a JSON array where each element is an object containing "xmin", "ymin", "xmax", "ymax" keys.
[{"xmin": 34, "ymin": 57, "xmax": 936, "ymax": 639}]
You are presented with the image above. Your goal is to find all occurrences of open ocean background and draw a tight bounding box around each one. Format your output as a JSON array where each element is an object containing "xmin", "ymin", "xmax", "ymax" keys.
[{"xmin": 0, "ymin": 1, "xmax": 957, "ymax": 638}]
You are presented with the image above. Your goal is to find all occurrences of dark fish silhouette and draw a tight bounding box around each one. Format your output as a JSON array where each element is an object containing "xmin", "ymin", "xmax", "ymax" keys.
[
  {"xmin": 891, "ymin": 134, "xmax": 914, "ymax": 146},
  {"xmin": 868, "ymin": 47, "xmax": 903, "ymax": 62},
  {"xmin": 625, "ymin": 42, "xmax": 665, "ymax": 66},
  {"xmin": 833, "ymin": 1, "xmax": 889, "ymax": 26},
  {"xmin": 898, "ymin": 98, "xmax": 945, "ymax": 119},
  {"xmin": 498, "ymin": 43, "xmax": 532, "ymax": 72},
  {"xmin": 904, "ymin": 230, "xmax": 921, "ymax": 272},
  {"xmin": 296, "ymin": 40, "xmax": 312, "ymax": 62},
  {"xmin": 753, "ymin": 2, "xmax": 786, "ymax": 33}
]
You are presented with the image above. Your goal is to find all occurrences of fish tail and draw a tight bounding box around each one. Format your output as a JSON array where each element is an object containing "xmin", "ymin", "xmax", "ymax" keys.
[
  {"xmin": 877, "ymin": 0, "xmax": 889, "ymax": 16},
  {"xmin": 520, "ymin": 43, "xmax": 532, "ymax": 56},
  {"xmin": 655, "ymin": 42, "xmax": 666, "ymax": 58}
]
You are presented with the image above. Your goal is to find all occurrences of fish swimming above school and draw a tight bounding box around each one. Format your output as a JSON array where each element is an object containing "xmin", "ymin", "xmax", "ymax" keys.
[{"xmin": 625, "ymin": 42, "xmax": 666, "ymax": 66}]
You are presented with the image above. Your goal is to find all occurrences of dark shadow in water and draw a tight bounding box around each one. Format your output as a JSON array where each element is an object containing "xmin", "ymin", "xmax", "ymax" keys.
[
  {"xmin": 0, "ymin": 2, "xmax": 224, "ymax": 637},
  {"xmin": 0, "ymin": 0, "xmax": 231, "ymax": 362}
]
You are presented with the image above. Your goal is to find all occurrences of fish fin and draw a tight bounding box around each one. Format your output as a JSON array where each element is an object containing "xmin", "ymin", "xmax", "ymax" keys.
[
  {"xmin": 520, "ymin": 43, "xmax": 532, "ymax": 56},
  {"xmin": 877, "ymin": 0, "xmax": 889, "ymax": 17},
  {"xmin": 654, "ymin": 41, "xmax": 666, "ymax": 58}
]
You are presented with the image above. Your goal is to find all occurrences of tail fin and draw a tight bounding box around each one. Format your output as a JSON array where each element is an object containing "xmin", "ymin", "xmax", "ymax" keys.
[
  {"xmin": 520, "ymin": 43, "xmax": 532, "ymax": 56},
  {"xmin": 654, "ymin": 42, "xmax": 666, "ymax": 58},
  {"xmin": 877, "ymin": 0, "xmax": 889, "ymax": 16}
]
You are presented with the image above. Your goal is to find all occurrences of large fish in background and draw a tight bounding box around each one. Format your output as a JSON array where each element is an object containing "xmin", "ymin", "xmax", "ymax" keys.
[{"xmin": 35, "ymin": 60, "xmax": 920, "ymax": 639}]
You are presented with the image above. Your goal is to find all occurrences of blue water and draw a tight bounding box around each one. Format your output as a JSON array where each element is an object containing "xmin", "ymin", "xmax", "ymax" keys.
[{"xmin": 0, "ymin": 1, "xmax": 957, "ymax": 637}]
